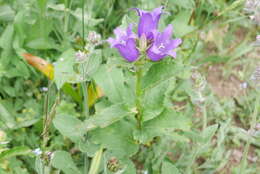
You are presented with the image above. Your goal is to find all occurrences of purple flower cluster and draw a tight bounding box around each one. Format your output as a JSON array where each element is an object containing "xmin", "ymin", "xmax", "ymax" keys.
[{"xmin": 108, "ymin": 7, "xmax": 182, "ymax": 62}]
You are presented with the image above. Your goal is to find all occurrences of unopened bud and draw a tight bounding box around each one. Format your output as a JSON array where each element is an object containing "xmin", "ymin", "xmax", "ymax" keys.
[
  {"xmin": 87, "ymin": 31, "xmax": 101, "ymax": 46},
  {"xmin": 139, "ymin": 34, "xmax": 147, "ymax": 52}
]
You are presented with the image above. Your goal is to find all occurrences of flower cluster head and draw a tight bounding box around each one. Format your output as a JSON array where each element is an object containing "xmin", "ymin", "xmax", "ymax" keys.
[
  {"xmin": 244, "ymin": 0, "xmax": 260, "ymax": 25},
  {"xmin": 107, "ymin": 7, "xmax": 182, "ymax": 62},
  {"xmin": 250, "ymin": 66, "xmax": 260, "ymax": 89},
  {"xmin": 87, "ymin": 31, "xmax": 102, "ymax": 46},
  {"xmin": 254, "ymin": 35, "xmax": 260, "ymax": 46}
]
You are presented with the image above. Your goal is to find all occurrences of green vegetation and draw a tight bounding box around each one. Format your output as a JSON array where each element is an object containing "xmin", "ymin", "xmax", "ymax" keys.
[{"xmin": 0, "ymin": 0, "xmax": 259, "ymax": 173}]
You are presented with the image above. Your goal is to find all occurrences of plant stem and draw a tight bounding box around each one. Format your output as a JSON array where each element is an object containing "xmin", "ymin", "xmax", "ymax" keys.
[
  {"xmin": 135, "ymin": 64, "xmax": 143, "ymax": 129},
  {"xmin": 88, "ymin": 148, "xmax": 103, "ymax": 174},
  {"xmin": 81, "ymin": 78, "xmax": 89, "ymax": 117},
  {"xmin": 42, "ymin": 81, "xmax": 51, "ymax": 150},
  {"xmin": 82, "ymin": 0, "xmax": 85, "ymax": 46},
  {"xmin": 240, "ymin": 94, "xmax": 259, "ymax": 173},
  {"xmin": 81, "ymin": 0, "xmax": 89, "ymax": 117},
  {"xmin": 202, "ymin": 103, "xmax": 207, "ymax": 131}
]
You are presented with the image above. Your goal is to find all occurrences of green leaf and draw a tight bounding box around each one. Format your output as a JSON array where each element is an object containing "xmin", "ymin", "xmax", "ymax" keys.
[
  {"xmin": 0, "ymin": 5, "xmax": 15, "ymax": 21},
  {"xmin": 54, "ymin": 49, "xmax": 76, "ymax": 89},
  {"xmin": 0, "ymin": 100, "xmax": 16, "ymax": 129},
  {"xmin": 51, "ymin": 151, "xmax": 81, "ymax": 174},
  {"xmin": 71, "ymin": 8, "xmax": 103, "ymax": 27},
  {"xmin": 142, "ymin": 61, "xmax": 183, "ymax": 90},
  {"xmin": 0, "ymin": 146, "xmax": 31, "ymax": 160},
  {"xmin": 53, "ymin": 113, "xmax": 84, "ymax": 142},
  {"xmin": 134, "ymin": 110, "xmax": 191, "ymax": 143},
  {"xmin": 169, "ymin": 0, "xmax": 195, "ymax": 9},
  {"xmin": 201, "ymin": 124, "xmax": 218, "ymax": 143},
  {"xmin": 6, "ymin": 59, "xmax": 30, "ymax": 79},
  {"xmin": 171, "ymin": 10, "xmax": 196, "ymax": 37},
  {"xmin": 0, "ymin": 24, "xmax": 14, "ymax": 67},
  {"xmin": 35, "ymin": 156, "xmax": 44, "ymax": 174},
  {"xmin": 84, "ymin": 50, "xmax": 102, "ymax": 78},
  {"xmin": 26, "ymin": 37, "xmax": 56, "ymax": 50},
  {"xmin": 162, "ymin": 161, "xmax": 180, "ymax": 174},
  {"xmin": 89, "ymin": 120, "xmax": 138, "ymax": 159},
  {"xmin": 93, "ymin": 65, "xmax": 134, "ymax": 106},
  {"xmin": 84, "ymin": 103, "xmax": 133, "ymax": 130},
  {"xmin": 143, "ymin": 81, "xmax": 169, "ymax": 121}
]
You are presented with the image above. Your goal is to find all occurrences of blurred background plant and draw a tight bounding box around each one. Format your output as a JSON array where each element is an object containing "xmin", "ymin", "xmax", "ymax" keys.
[{"xmin": 0, "ymin": 0, "xmax": 259, "ymax": 173}]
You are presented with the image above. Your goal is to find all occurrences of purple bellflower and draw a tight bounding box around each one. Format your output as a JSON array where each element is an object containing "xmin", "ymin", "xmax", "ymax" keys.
[
  {"xmin": 107, "ymin": 25, "xmax": 140, "ymax": 62},
  {"xmin": 147, "ymin": 25, "xmax": 182, "ymax": 61},
  {"xmin": 107, "ymin": 7, "xmax": 182, "ymax": 62},
  {"xmin": 133, "ymin": 6, "xmax": 164, "ymax": 39}
]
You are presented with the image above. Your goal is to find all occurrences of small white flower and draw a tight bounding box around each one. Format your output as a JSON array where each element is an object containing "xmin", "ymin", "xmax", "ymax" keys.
[
  {"xmin": 240, "ymin": 82, "xmax": 248, "ymax": 89},
  {"xmin": 40, "ymin": 87, "xmax": 48, "ymax": 92},
  {"xmin": 33, "ymin": 148, "xmax": 42, "ymax": 156},
  {"xmin": 143, "ymin": 170, "xmax": 149, "ymax": 174}
]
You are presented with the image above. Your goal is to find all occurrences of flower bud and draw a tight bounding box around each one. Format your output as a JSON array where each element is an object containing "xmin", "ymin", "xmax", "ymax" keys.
[
  {"xmin": 87, "ymin": 31, "xmax": 101, "ymax": 46},
  {"xmin": 139, "ymin": 33, "xmax": 147, "ymax": 52}
]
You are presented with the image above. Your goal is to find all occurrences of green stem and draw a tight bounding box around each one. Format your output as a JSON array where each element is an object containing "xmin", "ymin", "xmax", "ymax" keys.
[
  {"xmin": 82, "ymin": 0, "xmax": 85, "ymax": 46},
  {"xmin": 135, "ymin": 64, "xmax": 143, "ymax": 129},
  {"xmin": 202, "ymin": 103, "xmax": 207, "ymax": 131},
  {"xmin": 240, "ymin": 94, "xmax": 259, "ymax": 173},
  {"xmin": 88, "ymin": 148, "xmax": 103, "ymax": 174},
  {"xmin": 81, "ymin": 0, "xmax": 89, "ymax": 117},
  {"xmin": 81, "ymin": 64, "xmax": 89, "ymax": 117},
  {"xmin": 42, "ymin": 81, "xmax": 51, "ymax": 150}
]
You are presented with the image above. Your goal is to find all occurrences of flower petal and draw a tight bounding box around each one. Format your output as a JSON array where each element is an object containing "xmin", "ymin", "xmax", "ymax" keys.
[
  {"xmin": 167, "ymin": 51, "xmax": 177, "ymax": 58},
  {"xmin": 172, "ymin": 38, "xmax": 182, "ymax": 48},
  {"xmin": 138, "ymin": 13, "xmax": 156, "ymax": 38},
  {"xmin": 114, "ymin": 39, "xmax": 139, "ymax": 62},
  {"xmin": 107, "ymin": 38, "xmax": 117, "ymax": 47},
  {"xmin": 161, "ymin": 24, "xmax": 173, "ymax": 41},
  {"xmin": 133, "ymin": 7, "xmax": 163, "ymax": 39},
  {"xmin": 147, "ymin": 48, "xmax": 166, "ymax": 61},
  {"xmin": 151, "ymin": 6, "xmax": 164, "ymax": 22},
  {"xmin": 131, "ymin": 8, "xmax": 145, "ymax": 16}
]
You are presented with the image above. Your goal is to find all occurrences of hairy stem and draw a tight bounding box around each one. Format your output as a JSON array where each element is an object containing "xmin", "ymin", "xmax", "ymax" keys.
[{"xmin": 135, "ymin": 64, "xmax": 143, "ymax": 129}]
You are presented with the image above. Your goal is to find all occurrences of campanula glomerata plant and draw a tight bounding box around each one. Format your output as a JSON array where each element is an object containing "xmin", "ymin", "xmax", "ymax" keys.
[
  {"xmin": 2, "ymin": 0, "xmax": 259, "ymax": 173},
  {"xmin": 108, "ymin": 7, "xmax": 182, "ymax": 62}
]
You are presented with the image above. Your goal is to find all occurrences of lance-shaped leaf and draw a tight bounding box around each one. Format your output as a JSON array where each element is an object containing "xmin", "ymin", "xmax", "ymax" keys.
[
  {"xmin": 89, "ymin": 120, "xmax": 139, "ymax": 159},
  {"xmin": 23, "ymin": 53, "xmax": 54, "ymax": 80},
  {"xmin": 93, "ymin": 65, "xmax": 135, "ymax": 106},
  {"xmin": 134, "ymin": 109, "xmax": 191, "ymax": 143},
  {"xmin": 141, "ymin": 61, "xmax": 186, "ymax": 90},
  {"xmin": 53, "ymin": 113, "xmax": 85, "ymax": 142},
  {"xmin": 51, "ymin": 151, "xmax": 81, "ymax": 174},
  {"xmin": 84, "ymin": 103, "xmax": 133, "ymax": 131},
  {"xmin": 0, "ymin": 146, "xmax": 31, "ymax": 160}
]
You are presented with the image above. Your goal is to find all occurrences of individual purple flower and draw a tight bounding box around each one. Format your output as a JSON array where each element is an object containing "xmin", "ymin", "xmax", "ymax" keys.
[
  {"xmin": 147, "ymin": 24, "xmax": 182, "ymax": 61},
  {"xmin": 133, "ymin": 6, "xmax": 163, "ymax": 39},
  {"xmin": 107, "ymin": 25, "xmax": 140, "ymax": 62}
]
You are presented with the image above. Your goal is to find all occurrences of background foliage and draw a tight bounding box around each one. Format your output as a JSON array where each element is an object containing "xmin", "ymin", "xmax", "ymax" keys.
[{"xmin": 0, "ymin": 0, "xmax": 259, "ymax": 173}]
